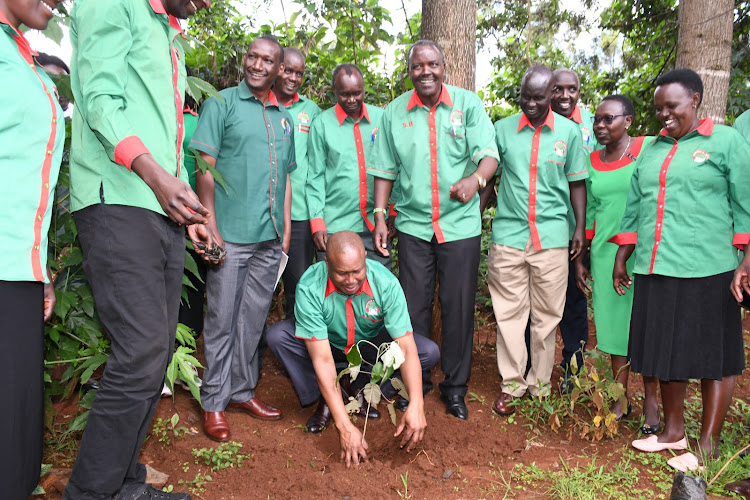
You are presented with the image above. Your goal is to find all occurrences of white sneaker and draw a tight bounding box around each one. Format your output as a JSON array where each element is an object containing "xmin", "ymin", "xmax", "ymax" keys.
[{"xmin": 161, "ymin": 383, "xmax": 172, "ymax": 398}]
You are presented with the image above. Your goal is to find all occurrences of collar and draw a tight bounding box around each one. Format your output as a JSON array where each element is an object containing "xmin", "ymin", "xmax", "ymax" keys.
[
  {"xmin": 569, "ymin": 104, "xmax": 583, "ymax": 124},
  {"xmin": 281, "ymin": 93, "xmax": 301, "ymax": 107},
  {"xmin": 324, "ymin": 277, "xmax": 374, "ymax": 298},
  {"xmin": 335, "ymin": 103, "xmax": 370, "ymax": 125},
  {"xmin": 405, "ymin": 84, "xmax": 453, "ymax": 111},
  {"xmin": 658, "ymin": 117, "xmax": 714, "ymax": 138},
  {"xmin": 0, "ymin": 9, "xmax": 18, "ymax": 34},
  {"xmin": 517, "ymin": 108, "xmax": 556, "ymax": 132},
  {"xmin": 239, "ymin": 83, "xmax": 280, "ymax": 107},
  {"xmin": 148, "ymin": 0, "xmax": 182, "ymax": 33}
]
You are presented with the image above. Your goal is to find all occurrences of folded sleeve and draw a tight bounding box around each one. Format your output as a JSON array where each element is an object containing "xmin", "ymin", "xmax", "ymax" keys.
[
  {"xmin": 367, "ymin": 107, "xmax": 400, "ymax": 180},
  {"xmin": 465, "ymin": 93, "xmax": 500, "ymax": 165}
]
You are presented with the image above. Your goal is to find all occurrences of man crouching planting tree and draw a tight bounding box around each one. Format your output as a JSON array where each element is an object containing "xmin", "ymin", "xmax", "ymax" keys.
[{"xmin": 267, "ymin": 231, "xmax": 439, "ymax": 467}]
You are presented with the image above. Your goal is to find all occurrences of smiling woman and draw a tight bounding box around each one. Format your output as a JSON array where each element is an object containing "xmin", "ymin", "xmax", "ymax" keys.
[{"xmin": 0, "ymin": 0, "xmax": 65, "ymax": 498}]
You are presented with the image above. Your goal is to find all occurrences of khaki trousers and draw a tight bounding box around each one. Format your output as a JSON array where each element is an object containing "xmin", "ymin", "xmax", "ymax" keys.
[{"xmin": 488, "ymin": 238, "xmax": 568, "ymax": 397}]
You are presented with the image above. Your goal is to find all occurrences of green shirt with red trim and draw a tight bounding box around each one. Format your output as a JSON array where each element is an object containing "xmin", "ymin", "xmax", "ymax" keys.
[
  {"xmin": 69, "ymin": 0, "xmax": 190, "ymax": 215},
  {"xmin": 307, "ymin": 103, "xmax": 383, "ymax": 235},
  {"xmin": 0, "ymin": 14, "xmax": 64, "ymax": 282},
  {"xmin": 611, "ymin": 119, "xmax": 750, "ymax": 278},
  {"xmin": 283, "ymin": 94, "xmax": 321, "ymax": 222},
  {"xmin": 368, "ymin": 84, "xmax": 500, "ymax": 243},
  {"xmin": 294, "ymin": 260, "xmax": 412, "ymax": 353},
  {"xmin": 733, "ymin": 108, "xmax": 750, "ymax": 144},
  {"xmin": 190, "ymin": 85, "xmax": 296, "ymax": 244},
  {"xmin": 570, "ymin": 105, "xmax": 602, "ymax": 153},
  {"xmin": 492, "ymin": 110, "xmax": 588, "ymax": 251}
]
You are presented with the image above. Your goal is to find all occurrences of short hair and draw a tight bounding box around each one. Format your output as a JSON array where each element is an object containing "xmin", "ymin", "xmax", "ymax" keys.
[
  {"xmin": 252, "ymin": 35, "xmax": 284, "ymax": 63},
  {"xmin": 521, "ymin": 65, "xmax": 553, "ymax": 89},
  {"xmin": 601, "ymin": 94, "xmax": 635, "ymax": 117},
  {"xmin": 655, "ymin": 68, "xmax": 703, "ymax": 105},
  {"xmin": 331, "ymin": 63, "xmax": 363, "ymax": 89},
  {"xmin": 552, "ymin": 68, "xmax": 579, "ymax": 86},
  {"xmin": 407, "ymin": 40, "xmax": 445, "ymax": 68},
  {"xmin": 35, "ymin": 52, "xmax": 69, "ymax": 74},
  {"xmin": 282, "ymin": 47, "xmax": 304, "ymax": 63}
]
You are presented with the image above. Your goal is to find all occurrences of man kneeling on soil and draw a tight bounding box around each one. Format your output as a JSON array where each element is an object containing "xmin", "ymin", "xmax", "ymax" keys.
[{"xmin": 267, "ymin": 231, "xmax": 438, "ymax": 466}]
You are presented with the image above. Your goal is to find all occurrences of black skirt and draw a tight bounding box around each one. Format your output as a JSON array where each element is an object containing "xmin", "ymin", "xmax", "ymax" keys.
[{"xmin": 628, "ymin": 271, "xmax": 745, "ymax": 381}]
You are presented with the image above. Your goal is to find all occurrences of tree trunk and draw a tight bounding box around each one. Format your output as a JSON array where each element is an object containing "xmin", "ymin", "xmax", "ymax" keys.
[
  {"xmin": 675, "ymin": 0, "xmax": 733, "ymax": 123},
  {"xmin": 421, "ymin": 0, "xmax": 477, "ymax": 91}
]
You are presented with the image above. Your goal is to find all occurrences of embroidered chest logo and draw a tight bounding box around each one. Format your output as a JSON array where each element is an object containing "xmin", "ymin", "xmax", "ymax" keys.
[
  {"xmin": 297, "ymin": 111, "xmax": 310, "ymax": 133},
  {"xmin": 581, "ymin": 127, "xmax": 591, "ymax": 145},
  {"xmin": 692, "ymin": 149, "xmax": 710, "ymax": 163},
  {"xmin": 364, "ymin": 299, "xmax": 381, "ymax": 316},
  {"xmin": 450, "ymin": 110, "xmax": 464, "ymax": 126},
  {"xmin": 280, "ymin": 117, "xmax": 292, "ymax": 136},
  {"xmin": 297, "ymin": 111, "xmax": 309, "ymax": 124},
  {"xmin": 403, "ymin": 121, "xmax": 414, "ymax": 128},
  {"xmin": 554, "ymin": 140, "xmax": 568, "ymax": 156},
  {"xmin": 370, "ymin": 126, "xmax": 379, "ymax": 146}
]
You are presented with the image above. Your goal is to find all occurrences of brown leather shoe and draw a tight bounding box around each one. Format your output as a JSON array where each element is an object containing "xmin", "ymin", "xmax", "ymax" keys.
[
  {"xmin": 227, "ymin": 397, "xmax": 283, "ymax": 420},
  {"xmin": 305, "ymin": 398, "xmax": 332, "ymax": 434},
  {"xmin": 203, "ymin": 411, "xmax": 230, "ymax": 442},
  {"xmin": 492, "ymin": 392, "xmax": 517, "ymax": 416},
  {"xmin": 726, "ymin": 478, "xmax": 750, "ymax": 499}
]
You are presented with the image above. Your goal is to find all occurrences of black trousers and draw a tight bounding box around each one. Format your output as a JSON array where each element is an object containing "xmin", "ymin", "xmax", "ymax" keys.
[
  {"xmin": 397, "ymin": 232, "xmax": 480, "ymax": 397},
  {"xmin": 64, "ymin": 205, "xmax": 184, "ymax": 499},
  {"xmin": 559, "ymin": 243, "xmax": 589, "ymax": 373},
  {"xmin": 282, "ymin": 220, "xmax": 315, "ymax": 319},
  {"xmin": 1, "ymin": 280, "xmax": 44, "ymax": 500}
]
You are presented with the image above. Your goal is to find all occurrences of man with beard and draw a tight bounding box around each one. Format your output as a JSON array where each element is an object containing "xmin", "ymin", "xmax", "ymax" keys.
[
  {"xmin": 549, "ymin": 68, "xmax": 601, "ymax": 393},
  {"xmin": 188, "ymin": 36, "xmax": 294, "ymax": 442},
  {"xmin": 369, "ymin": 40, "xmax": 499, "ymax": 420},
  {"xmin": 489, "ymin": 65, "xmax": 587, "ymax": 416},
  {"xmin": 64, "ymin": 0, "xmax": 212, "ymax": 498},
  {"xmin": 272, "ymin": 47, "xmax": 321, "ymax": 318},
  {"xmin": 307, "ymin": 64, "xmax": 388, "ymax": 266}
]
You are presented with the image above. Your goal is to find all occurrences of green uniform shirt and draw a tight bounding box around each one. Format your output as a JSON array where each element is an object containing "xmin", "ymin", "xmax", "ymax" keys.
[
  {"xmin": 183, "ymin": 108, "xmax": 199, "ymax": 191},
  {"xmin": 294, "ymin": 260, "xmax": 413, "ymax": 353},
  {"xmin": 0, "ymin": 14, "xmax": 64, "ymax": 282},
  {"xmin": 612, "ymin": 119, "xmax": 750, "ymax": 278},
  {"xmin": 492, "ymin": 110, "xmax": 588, "ymax": 251},
  {"xmin": 733, "ymin": 108, "xmax": 750, "ymax": 144},
  {"xmin": 190, "ymin": 85, "xmax": 296, "ymax": 244},
  {"xmin": 368, "ymin": 85, "xmax": 499, "ymax": 243},
  {"xmin": 565, "ymin": 105, "xmax": 602, "ymax": 237},
  {"xmin": 308, "ymin": 104, "xmax": 383, "ymax": 234},
  {"xmin": 283, "ymin": 94, "xmax": 321, "ymax": 222},
  {"xmin": 69, "ymin": 0, "xmax": 189, "ymax": 215}
]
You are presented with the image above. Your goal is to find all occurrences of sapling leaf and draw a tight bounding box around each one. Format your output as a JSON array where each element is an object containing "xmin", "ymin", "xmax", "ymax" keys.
[
  {"xmin": 387, "ymin": 402, "xmax": 397, "ymax": 427},
  {"xmin": 363, "ymin": 383, "xmax": 381, "ymax": 406},
  {"xmin": 390, "ymin": 378, "xmax": 409, "ymax": 400},
  {"xmin": 371, "ymin": 361, "xmax": 385, "ymax": 384},
  {"xmin": 345, "ymin": 344, "xmax": 363, "ymax": 382},
  {"xmin": 335, "ymin": 366, "xmax": 351, "ymax": 386},
  {"xmin": 344, "ymin": 397, "xmax": 362, "ymax": 414}
]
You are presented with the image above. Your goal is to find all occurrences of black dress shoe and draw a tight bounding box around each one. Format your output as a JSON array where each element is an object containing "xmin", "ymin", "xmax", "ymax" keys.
[
  {"xmin": 115, "ymin": 484, "xmax": 191, "ymax": 500},
  {"xmin": 726, "ymin": 477, "xmax": 750, "ymax": 499},
  {"xmin": 441, "ymin": 394, "xmax": 468, "ymax": 420},
  {"xmin": 394, "ymin": 397, "xmax": 409, "ymax": 412},
  {"xmin": 305, "ymin": 399, "xmax": 332, "ymax": 434}
]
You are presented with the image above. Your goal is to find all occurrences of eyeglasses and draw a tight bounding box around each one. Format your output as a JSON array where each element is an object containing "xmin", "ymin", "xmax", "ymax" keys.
[{"xmin": 593, "ymin": 114, "xmax": 626, "ymax": 125}]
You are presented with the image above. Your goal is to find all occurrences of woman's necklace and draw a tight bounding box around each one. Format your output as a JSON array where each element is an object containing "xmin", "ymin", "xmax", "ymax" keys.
[{"xmin": 602, "ymin": 137, "xmax": 632, "ymax": 163}]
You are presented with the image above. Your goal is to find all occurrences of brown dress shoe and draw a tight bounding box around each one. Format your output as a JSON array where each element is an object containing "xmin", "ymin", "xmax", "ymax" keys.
[
  {"xmin": 227, "ymin": 397, "xmax": 283, "ymax": 420},
  {"xmin": 492, "ymin": 392, "xmax": 517, "ymax": 416},
  {"xmin": 726, "ymin": 478, "xmax": 750, "ymax": 499},
  {"xmin": 305, "ymin": 399, "xmax": 332, "ymax": 434},
  {"xmin": 204, "ymin": 411, "xmax": 230, "ymax": 442}
]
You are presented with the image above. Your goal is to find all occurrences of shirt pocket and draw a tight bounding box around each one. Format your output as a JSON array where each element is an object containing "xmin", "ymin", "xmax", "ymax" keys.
[{"xmin": 441, "ymin": 124, "xmax": 467, "ymax": 156}]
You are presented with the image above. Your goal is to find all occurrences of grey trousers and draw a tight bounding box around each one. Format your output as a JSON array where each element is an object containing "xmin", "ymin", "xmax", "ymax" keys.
[
  {"xmin": 201, "ymin": 239, "xmax": 281, "ymax": 411},
  {"xmin": 267, "ymin": 318, "xmax": 440, "ymax": 406}
]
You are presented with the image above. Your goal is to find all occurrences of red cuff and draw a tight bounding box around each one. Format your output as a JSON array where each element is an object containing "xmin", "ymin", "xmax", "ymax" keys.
[
  {"xmin": 310, "ymin": 218, "xmax": 326, "ymax": 235},
  {"xmin": 607, "ymin": 232, "xmax": 637, "ymax": 245},
  {"xmin": 114, "ymin": 136, "xmax": 150, "ymax": 170},
  {"xmin": 389, "ymin": 203, "xmax": 397, "ymax": 217},
  {"xmin": 585, "ymin": 229, "xmax": 595, "ymax": 240},
  {"xmin": 733, "ymin": 233, "xmax": 750, "ymax": 250}
]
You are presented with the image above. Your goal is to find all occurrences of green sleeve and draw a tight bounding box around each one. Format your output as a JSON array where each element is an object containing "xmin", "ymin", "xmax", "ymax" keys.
[
  {"xmin": 465, "ymin": 94, "xmax": 500, "ymax": 164},
  {"xmin": 585, "ymin": 173, "xmax": 598, "ymax": 236},
  {"xmin": 189, "ymin": 96, "xmax": 226, "ymax": 159},
  {"xmin": 306, "ymin": 116, "xmax": 327, "ymax": 227},
  {"xmin": 367, "ymin": 107, "xmax": 400, "ymax": 180},
  {"xmin": 563, "ymin": 126, "xmax": 588, "ymax": 181},
  {"xmin": 293, "ymin": 281, "xmax": 329, "ymax": 341},
  {"xmin": 72, "ymin": 0, "xmax": 144, "ymax": 166},
  {"xmin": 726, "ymin": 132, "xmax": 750, "ymax": 242}
]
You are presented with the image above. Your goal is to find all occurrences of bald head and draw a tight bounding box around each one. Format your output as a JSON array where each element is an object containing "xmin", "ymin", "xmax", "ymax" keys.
[
  {"xmin": 327, "ymin": 232, "xmax": 366, "ymax": 262},
  {"xmin": 551, "ymin": 69, "xmax": 580, "ymax": 118},
  {"xmin": 326, "ymin": 232, "xmax": 367, "ymax": 295},
  {"xmin": 521, "ymin": 65, "xmax": 553, "ymax": 91},
  {"xmin": 519, "ymin": 65, "xmax": 553, "ymax": 126}
]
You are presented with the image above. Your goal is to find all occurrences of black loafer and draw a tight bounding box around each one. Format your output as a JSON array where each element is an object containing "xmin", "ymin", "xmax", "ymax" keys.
[
  {"xmin": 640, "ymin": 421, "xmax": 662, "ymax": 435},
  {"xmin": 441, "ymin": 394, "xmax": 468, "ymax": 420},
  {"xmin": 394, "ymin": 397, "xmax": 409, "ymax": 412},
  {"xmin": 305, "ymin": 399, "xmax": 332, "ymax": 434}
]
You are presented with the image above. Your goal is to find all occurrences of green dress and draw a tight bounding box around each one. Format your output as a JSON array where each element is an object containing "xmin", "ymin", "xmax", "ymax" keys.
[{"xmin": 586, "ymin": 136, "xmax": 648, "ymax": 356}]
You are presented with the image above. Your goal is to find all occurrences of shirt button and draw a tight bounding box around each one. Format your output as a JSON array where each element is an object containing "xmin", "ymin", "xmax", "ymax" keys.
[
  {"xmin": 47, "ymin": 150, "xmax": 52, "ymax": 155},
  {"xmin": 270, "ymin": 143, "xmax": 273, "ymax": 146}
]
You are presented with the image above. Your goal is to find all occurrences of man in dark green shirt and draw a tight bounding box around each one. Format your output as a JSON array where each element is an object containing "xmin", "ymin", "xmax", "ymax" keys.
[
  {"xmin": 189, "ymin": 36, "xmax": 295, "ymax": 443},
  {"xmin": 64, "ymin": 1, "xmax": 212, "ymax": 499}
]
